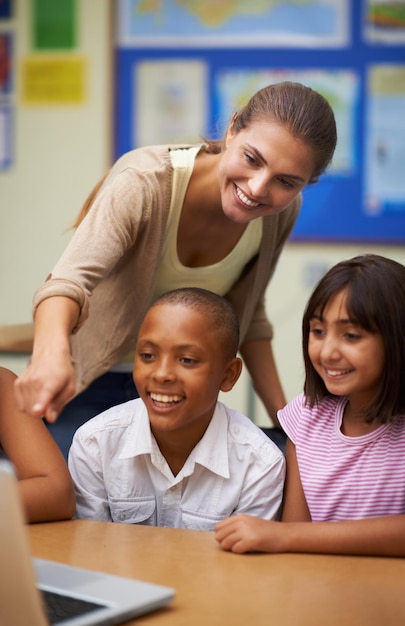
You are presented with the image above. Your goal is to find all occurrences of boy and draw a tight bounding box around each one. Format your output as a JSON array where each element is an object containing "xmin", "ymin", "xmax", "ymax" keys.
[{"xmin": 68, "ymin": 288, "xmax": 285, "ymax": 530}]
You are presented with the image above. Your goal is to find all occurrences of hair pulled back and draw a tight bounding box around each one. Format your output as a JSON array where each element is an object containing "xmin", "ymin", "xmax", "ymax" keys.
[
  {"xmin": 74, "ymin": 82, "xmax": 337, "ymax": 229},
  {"xmin": 206, "ymin": 81, "xmax": 337, "ymax": 183}
]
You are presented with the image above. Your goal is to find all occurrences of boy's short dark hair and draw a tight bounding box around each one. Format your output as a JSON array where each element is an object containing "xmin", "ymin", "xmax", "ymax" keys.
[
  {"xmin": 302, "ymin": 254, "xmax": 405, "ymax": 423},
  {"xmin": 152, "ymin": 288, "xmax": 240, "ymax": 360}
]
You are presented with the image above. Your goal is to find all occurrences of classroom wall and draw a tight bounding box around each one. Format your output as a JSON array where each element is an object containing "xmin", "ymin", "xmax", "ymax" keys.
[
  {"xmin": 0, "ymin": 0, "xmax": 112, "ymax": 371},
  {"xmin": 1, "ymin": 2, "xmax": 404, "ymax": 426}
]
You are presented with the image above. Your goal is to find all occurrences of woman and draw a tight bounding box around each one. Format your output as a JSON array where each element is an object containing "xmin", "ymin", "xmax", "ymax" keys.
[{"xmin": 15, "ymin": 82, "xmax": 337, "ymax": 456}]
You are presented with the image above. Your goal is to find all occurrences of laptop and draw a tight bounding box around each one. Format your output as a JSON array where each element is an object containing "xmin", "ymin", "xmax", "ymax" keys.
[{"xmin": 0, "ymin": 460, "xmax": 174, "ymax": 626}]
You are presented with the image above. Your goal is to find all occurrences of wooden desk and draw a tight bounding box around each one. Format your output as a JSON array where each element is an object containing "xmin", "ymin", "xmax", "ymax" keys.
[{"xmin": 28, "ymin": 520, "xmax": 405, "ymax": 626}]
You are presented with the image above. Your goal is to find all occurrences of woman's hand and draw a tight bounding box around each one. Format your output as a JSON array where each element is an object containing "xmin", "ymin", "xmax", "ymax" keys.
[
  {"xmin": 15, "ymin": 349, "xmax": 76, "ymax": 423},
  {"xmin": 14, "ymin": 296, "xmax": 80, "ymax": 422}
]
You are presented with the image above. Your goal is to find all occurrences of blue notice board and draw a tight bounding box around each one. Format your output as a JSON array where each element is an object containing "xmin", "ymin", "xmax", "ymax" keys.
[{"xmin": 115, "ymin": 0, "xmax": 405, "ymax": 244}]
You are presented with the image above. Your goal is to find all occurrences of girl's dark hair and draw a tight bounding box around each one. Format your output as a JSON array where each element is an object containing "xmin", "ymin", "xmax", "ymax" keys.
[
  {"xmin": 205, "ymin": 81, "xmax": 337, "ymax": 183},
  {"xmin": 302, "ymin": 254, "xmax": 405, "ymax": 423}
]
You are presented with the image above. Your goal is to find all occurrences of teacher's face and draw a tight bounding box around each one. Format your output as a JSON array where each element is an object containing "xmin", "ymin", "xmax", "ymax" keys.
[{"xmin": 217, "ymin": 119, "xmax": 315, "ymax": 224}]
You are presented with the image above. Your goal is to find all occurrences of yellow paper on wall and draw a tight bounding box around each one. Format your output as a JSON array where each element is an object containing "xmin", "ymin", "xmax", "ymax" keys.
[{"xmin": 21, "ymin": 56, "xmax": 86, "ymax": 105}]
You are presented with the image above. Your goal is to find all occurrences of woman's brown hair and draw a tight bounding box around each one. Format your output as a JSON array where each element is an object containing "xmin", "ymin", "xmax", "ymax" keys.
[
  {"xmin": 74, "ymin": 81, "xmax": 337, "ymax": 228},
  {"xmin": 205, "ymin": 81, "xmax": 337, "ymax": 183}
]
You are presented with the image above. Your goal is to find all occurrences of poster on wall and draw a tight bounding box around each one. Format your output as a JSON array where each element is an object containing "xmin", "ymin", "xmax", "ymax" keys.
[
  {"xmin": 0, "ymin": 33, "xmax": 13, "ymax": 170},
  {"xmin": 0, "ymin": 0, "xmax": 13, "ymax": 19},
  {"xmin": 117, "ymin": 0, "xmax": 349, "ymax": 48},
  {"xmin": 135, "ymin": 59, "xmax": 207, "ymax": 145},
  {"xmin": 115, "ymin": 1, "xmax": 405, "ymax": 243},
  {"xmin": 0, "ymin": 105, "xmax": 12, "ymax": 169},
  {"xmin": 20, "ymin": 56, "xmax": 86, "ymax": 105},
  {"xmin": 365, "ymin": 64, "xmax": 405, "ymax": 216},
  {"xmin": 32, "ymin": 0, "xmax": 76, "ymax": 50},
  {"xmin": 364, "ymin": 0, "xmax": 405, "ymax": 44},
  {"xmin": 0, "ymin": 32, "xmax": 12, "ymax": 94}
]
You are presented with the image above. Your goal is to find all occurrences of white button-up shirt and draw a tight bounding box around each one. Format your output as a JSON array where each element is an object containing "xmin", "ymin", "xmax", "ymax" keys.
[{"xmin": 68, "ymin": 399, "xmax": 285, "ymax": 530}]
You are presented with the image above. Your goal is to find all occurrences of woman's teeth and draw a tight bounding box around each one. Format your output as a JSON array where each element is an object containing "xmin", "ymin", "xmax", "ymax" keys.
[{"xmin": 236, "ymin": 186, "xmax": 260, "ymax": 208}]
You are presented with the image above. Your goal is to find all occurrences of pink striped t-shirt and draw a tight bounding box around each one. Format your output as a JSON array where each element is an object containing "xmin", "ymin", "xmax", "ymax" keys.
[{"xmin": 278, "ymin": 393, "xmax": 405, "ymax": 522}]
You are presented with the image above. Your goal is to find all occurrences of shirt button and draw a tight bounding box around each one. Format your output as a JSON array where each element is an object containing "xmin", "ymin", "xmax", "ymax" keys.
[{"xmin": 119, "ymin": 513, "xmax": 126, "ymax": 520}]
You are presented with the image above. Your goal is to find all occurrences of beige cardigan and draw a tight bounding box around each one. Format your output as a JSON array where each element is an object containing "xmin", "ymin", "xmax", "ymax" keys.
[{"xmin": 33, "ymin": 144, "xmax": 301, "ymax": 394}]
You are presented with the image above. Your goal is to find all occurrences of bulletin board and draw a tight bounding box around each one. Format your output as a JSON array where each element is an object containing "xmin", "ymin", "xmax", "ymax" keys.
[{"xmin": 114, "ymin": 0, "xmax": 405, "ymax": 244}]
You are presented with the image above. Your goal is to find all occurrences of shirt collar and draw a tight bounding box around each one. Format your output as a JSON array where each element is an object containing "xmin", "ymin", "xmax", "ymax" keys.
[
  {"xmin": 118, "ymin": 400, "xmax": 153, "ymax": 459},
  {"xmin": 118, "ymin": 400, "xmax": 230, "ymax": 478},
  {"xmin": 180, "ymin": 402, "xmax": 230, "ymax": 479}
]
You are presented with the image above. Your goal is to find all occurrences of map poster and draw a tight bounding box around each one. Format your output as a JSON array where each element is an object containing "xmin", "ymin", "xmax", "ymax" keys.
[{"xmin": 117, "ymin": 0, "xmax": 349, "ymax": 48}]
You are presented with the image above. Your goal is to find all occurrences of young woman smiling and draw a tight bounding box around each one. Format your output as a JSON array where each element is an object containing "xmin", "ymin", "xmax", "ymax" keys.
[{"xmin": 15, "ymin": 82, "xmax": 337, "ymax": 457}]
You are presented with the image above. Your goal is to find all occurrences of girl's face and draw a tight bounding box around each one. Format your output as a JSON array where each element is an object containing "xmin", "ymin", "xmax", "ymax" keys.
[
  {"xmin": 217, "ymin": 118, "xmax": 315, "ymax": 224},
  {"xmin": 308, "ymin": 289, "xmax": 385, "ymax": 413}
]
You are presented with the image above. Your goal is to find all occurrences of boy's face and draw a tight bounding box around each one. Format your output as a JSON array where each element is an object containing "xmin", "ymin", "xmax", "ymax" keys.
[{"xmin": 133, "ymin": 303, "xmax": 241, "ymax": 440}]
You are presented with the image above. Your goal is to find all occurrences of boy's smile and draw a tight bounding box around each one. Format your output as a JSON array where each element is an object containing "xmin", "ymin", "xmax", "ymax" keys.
[{"xmin": 149, "ymin": 392, "xmax": 183, "ymax": 408}]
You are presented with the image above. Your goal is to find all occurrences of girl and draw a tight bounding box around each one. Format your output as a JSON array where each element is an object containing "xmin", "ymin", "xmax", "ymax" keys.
[
  {"xmin": 14, "ymin": 82, "xmax": 337, "ymax": 457},
  {"xmin": 0, "ymin": 367, "xmax": 75, "ymax": 522},
  {"xmin": 215, "ymin": 254, "xmax": 405, "ymax": 557}
]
